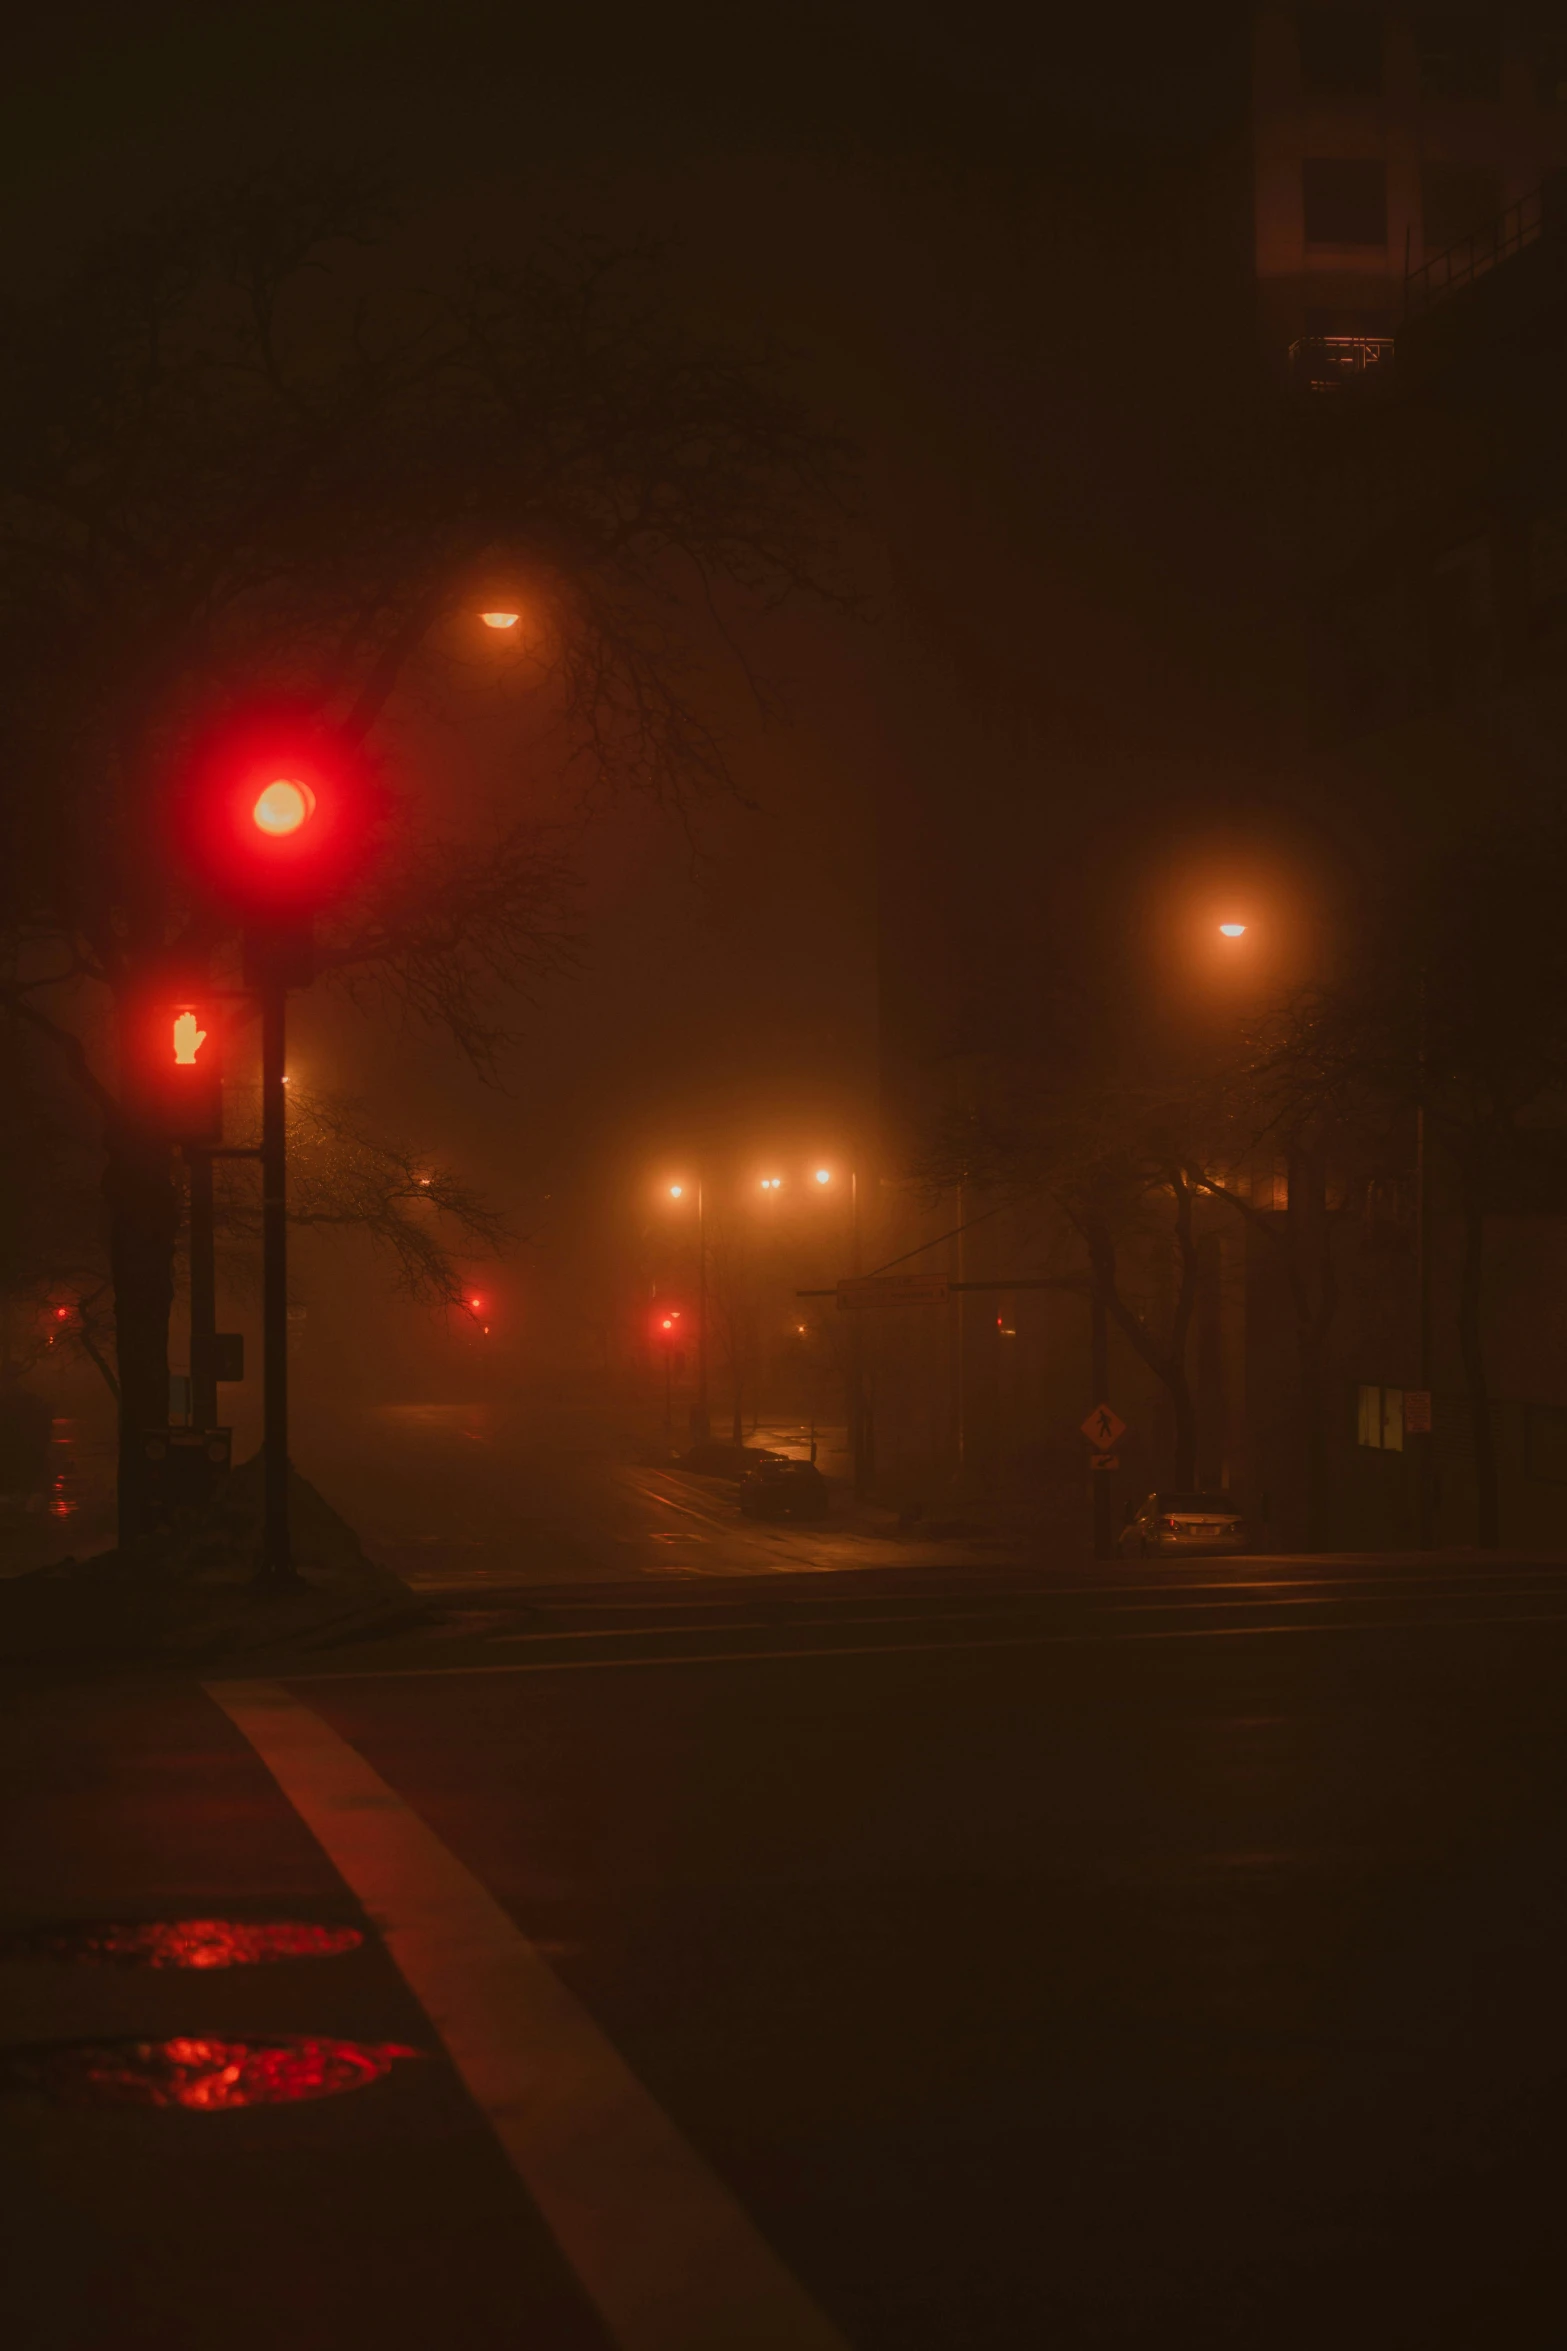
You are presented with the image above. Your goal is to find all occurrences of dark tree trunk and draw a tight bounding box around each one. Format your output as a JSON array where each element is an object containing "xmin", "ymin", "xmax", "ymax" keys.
[
  {"xmin": 104, "ymin": 1115, "xmax": 179, "ymax": 1547},
  {"xmin": 1086, "ymin": 1187, "xmax": 1200, "ymax": 1487},
  {"xmin": 1288, "ymin": 1142, "xmax": 1337, "ymax": 1551},
  {"xmin": 1457, "ymin": 1180, "xmax": 1499, "ymax": 1548},
  {"xmin": 1166, "ymin": 1173, "xmax": 1200, "ymax": 1486},
  {"xmin": 1298, "ymin": 1330, "xmax": 1331, "ymax": 1548}
]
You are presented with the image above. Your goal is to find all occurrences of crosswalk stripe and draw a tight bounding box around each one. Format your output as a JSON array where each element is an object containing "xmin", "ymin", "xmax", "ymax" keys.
[{"xmin": 207, "ymin": 1680, "xmax": 851, "ymax": 2351}]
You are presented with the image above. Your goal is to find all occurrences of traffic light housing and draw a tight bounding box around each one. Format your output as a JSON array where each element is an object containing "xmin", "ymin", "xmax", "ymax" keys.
[{"xmin": 132, "ymin": 994, "xmax": 224, "ymax": 1142}]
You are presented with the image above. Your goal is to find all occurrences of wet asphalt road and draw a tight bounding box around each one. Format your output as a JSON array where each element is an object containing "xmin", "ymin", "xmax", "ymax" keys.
[{"xmin": 5, "ymin": 1428, "xmax": 1567, "ymax": 2346}]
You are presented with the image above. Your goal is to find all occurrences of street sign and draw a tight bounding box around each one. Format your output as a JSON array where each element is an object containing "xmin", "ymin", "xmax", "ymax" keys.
[
  {"xmin": 837, "ymin": 1275, "xmax": 950, "ymax": 1309},
  {"xmin": 1081, "ymin": 1403, "xmax": 1126, "ymax": 1448},
  {"xmin": 1404, "ymin": 1389, "xmax": 1432, "ymax": 1434},
  {"xmin": 1090, "ymin": 1453, "xmax": 1119, "ymax": 1471}
]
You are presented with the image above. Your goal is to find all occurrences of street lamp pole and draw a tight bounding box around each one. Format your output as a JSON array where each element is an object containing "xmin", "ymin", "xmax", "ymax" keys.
[
  {"xmin": 693, "ymin": 1176, "xmax": 710, "ymax": 1442},
  {"xmin": 848, "ymin": 1168, "xmax": 869, "ymax": 1497}
]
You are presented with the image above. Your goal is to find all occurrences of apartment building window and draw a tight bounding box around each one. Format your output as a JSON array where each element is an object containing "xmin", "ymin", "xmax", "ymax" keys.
[
  {"xmin": 1358, "ymin": 1385, "xmax": 1404, "ymax": 1451},
  {"xmin": 1417, "ymin": 9, "xmax": 1502, "ymax": 101},
  {"xmin": 1297, "ymin": 8, "xmax": 1384, "ymax": 95},
  {"xmin": 1421, "ymin": 161, "xmax": 1502, "ymax": 255},
  {"xmin": 1303, "ymin": 158, "xmax": 1388, "ymax": 246}
]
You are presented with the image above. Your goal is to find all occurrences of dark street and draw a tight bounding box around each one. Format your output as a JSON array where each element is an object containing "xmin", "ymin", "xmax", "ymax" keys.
[{"xmin": 8, "ymin": 1485, "xmax": 1567, "ymax": 2345}]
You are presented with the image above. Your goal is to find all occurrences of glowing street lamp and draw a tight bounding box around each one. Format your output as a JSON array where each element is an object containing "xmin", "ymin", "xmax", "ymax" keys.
[
  {"xmin": 1219, "ymin": 921, "xmax": 1247, "ymax": 939},
  {"xmin": 479, "ymin": 612, "xmax": 521, "ymax": 630}
]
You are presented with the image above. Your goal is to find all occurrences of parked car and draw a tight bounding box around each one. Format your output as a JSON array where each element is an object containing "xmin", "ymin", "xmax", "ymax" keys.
[
  {"xmin": 1120, "ymin": 1491, "xmax": 1249, "ymax": 1558},
  {"xmin": 678, "ymin": 1441, "xmax": 787, "ymax": 1480},
  {"xmin": 738, "ymin": 1457, "xmax": 830, "ymax": 1521}
]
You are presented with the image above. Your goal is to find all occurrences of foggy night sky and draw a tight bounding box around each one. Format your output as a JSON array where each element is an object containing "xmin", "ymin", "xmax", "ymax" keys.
[{"xmin": 2, "ymin": 1, "xmax": 1281, "ymax": 1401}]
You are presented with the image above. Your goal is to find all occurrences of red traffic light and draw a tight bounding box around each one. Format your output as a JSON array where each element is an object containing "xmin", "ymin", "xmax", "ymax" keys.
[
  {"xmin": 252, "ymin": 779, "xmax": 316, "ymax": 838},
  {"xmin": 178, "ymin": 708, "xmax": 382, "ymax": 920}
]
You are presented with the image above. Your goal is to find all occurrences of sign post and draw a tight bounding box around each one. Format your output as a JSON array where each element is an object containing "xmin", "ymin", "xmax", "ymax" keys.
[{"xmin": 1082, "ymin": 1397, "xmax": 1126, "ymax": 1562}]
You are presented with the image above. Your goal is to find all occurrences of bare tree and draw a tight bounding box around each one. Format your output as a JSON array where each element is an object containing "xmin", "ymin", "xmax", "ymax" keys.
[
  {"xmin": 0, "ymin": 166, "xmax": 849, "ymax": 1536},
  {"xmin": 919, "ymin": 1073, "xmax": 1212, "ymax": 1487},
  {"xmin": 214, "ymin": 1088, "xmax": 509, "ymax": 1312}
]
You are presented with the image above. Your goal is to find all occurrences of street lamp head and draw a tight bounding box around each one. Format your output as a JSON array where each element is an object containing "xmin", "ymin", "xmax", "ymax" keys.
[
  {"xmin": 814, "ymin": 1168, "xmax": 831, "ymax": 1184},
  {"xmin": 479, "ymin": 611, "xmax": 521, "ymax": 630},
  {"xmin": 1219, "ymin": 921, "xmax": 1247, "ymax": 939},
  {"xmin": 669, "ymin": 1184, "xmax": 684, "ymax": 1198}
]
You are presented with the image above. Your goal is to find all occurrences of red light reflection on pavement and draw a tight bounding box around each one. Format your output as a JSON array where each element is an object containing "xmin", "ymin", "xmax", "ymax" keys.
[
  {"xmin": 1, "ymin": 2036, "xmax": 418, "ymax": 2108},
  {"xmin": 4, "ymin": 1919, "xmax": 363, "ymax": 1968}
]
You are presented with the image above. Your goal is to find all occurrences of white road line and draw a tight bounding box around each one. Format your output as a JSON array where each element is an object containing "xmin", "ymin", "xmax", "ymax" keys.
[
  {"xmin": 206, "ymin": 1680, "xmax": 850, "ymax": 2351},
  {"xmin": 283, "ymin": 1607, "xmax": 1567, "ymax": 1683}
]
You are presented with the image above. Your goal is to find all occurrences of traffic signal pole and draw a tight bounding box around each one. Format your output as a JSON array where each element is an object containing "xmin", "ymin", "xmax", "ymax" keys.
[
  {"xmin": 259, "ymin": 972, "xmax": 295, "ymax": 1585},
  {"xmin": 188, "ymin": 1150, "xmax": 218, "ymax": 1432},
  {"xmin": 692, "ymin": 1176, "xmax": 711, "ymax": 1441}
]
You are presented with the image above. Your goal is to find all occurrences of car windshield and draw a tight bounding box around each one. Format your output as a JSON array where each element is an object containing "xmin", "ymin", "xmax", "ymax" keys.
[{"xmin": 1157, "ymin": 1494, "xmax": 1233, "ymax": 1513}]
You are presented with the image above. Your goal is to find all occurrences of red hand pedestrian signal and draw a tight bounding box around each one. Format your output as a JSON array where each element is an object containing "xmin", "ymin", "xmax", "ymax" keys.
[{"xmin": 172, "ymin": 1011, "xmax": 208, "ymax": 1066}]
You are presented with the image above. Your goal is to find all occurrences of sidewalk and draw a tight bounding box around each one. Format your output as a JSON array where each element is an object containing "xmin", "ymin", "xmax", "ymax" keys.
[{"xmin": 0, "ymin": 1676, "xmax": 607, "ymax": 2351}]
